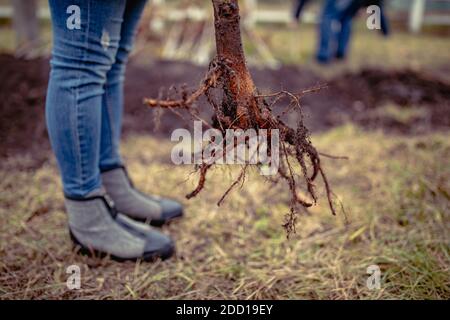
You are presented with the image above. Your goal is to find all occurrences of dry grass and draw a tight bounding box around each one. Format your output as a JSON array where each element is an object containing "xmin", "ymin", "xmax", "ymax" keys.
[{"xmin": 0, "ymin": 124, "xmax": 448, "ymax": 299}]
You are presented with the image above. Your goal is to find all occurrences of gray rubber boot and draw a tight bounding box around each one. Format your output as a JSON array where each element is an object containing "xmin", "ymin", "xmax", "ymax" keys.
[
  {"xmin": 65, "ymin": 189, "xmax": 175, "ymax": 261},
  {"xmin": 101, "ymin": 167, "xmax": 183, "ymax": 226}
]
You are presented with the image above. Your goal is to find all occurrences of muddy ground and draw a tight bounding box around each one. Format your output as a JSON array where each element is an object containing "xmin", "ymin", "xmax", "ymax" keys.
[{"xmin": 1, "ymin": 53, "xmax": 449, "ymax": 167}]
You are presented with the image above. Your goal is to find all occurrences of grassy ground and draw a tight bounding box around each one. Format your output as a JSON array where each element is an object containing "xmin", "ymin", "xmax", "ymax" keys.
[{"xmin": 1, "ymin": 124, "xmax": 448, "ymax": 299}]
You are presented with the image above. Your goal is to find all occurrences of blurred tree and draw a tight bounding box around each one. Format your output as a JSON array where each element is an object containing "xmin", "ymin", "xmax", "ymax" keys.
[{"xmin": 11, "ymin": 0, "xmax": 41, "ymax": 58}]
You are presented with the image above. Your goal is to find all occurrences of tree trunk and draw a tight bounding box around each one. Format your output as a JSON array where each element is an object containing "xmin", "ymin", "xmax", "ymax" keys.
[
  {"xmin": 12, "ymin": 0, "xmax": 40, "ymax": 55},
  {"xmin": 212, "ymin": 0, "xmax": 261, "ymax": 128}
]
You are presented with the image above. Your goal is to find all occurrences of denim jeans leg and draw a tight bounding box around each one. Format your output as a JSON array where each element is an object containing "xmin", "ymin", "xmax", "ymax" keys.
[
  {"xmin": 316, "ymin": 0, "xmax": 339, "ymax": 63},
  {"xmin": 99, "ymin": 0, "xmax": 148, "ymax": 172},
  {"xmin": 380, "ymin": 4, "xmax": 390, "ymax": 36},
  {"xmin": 46, "ymin": 0, "xmax": 126, "ymax": 198},
  {"xmin": 336, "ymin": 0, "xmax": 360, "ymax": 58}
]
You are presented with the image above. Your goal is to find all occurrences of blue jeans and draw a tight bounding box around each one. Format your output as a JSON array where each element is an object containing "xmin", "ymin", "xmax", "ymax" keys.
[
  {"xmin": 337, "ymin": 0, "xmax": 389, "ymax": 58},
  {"xmin": 316, "ymin": 0, "xmax": 341, "ymax": 63},
  {"xmin": 316, "ymin": 0, "xmax": 351, "ymax": 63},
  {"xmin": 46, "ymin": 0, "xmax": 147, "ymax": 198}
]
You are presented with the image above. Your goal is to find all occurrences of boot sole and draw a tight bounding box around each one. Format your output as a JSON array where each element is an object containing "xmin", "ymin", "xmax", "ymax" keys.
[
  {"xmin": 149, "ymin": 212, "xmax": 183, "ymax": 227},
  {"xmin": 131, "ymin": 210, "xmax": 183, "ymax": 227},
  {"xmin": 69, "ymin": 230, "xmax": 175, "ymax": 262}
]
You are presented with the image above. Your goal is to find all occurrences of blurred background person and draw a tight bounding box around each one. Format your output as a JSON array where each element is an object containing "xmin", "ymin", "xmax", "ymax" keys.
[
  {"xmin": 291, "ymin": 0, "xmax": 312, "ymax": 26},
  {"xmin": 336, "ymin": 0, "xmax": 390, "ymax": 60},
  {"xmin": 316, "ymin": 0, "xmax": 346, "ymax": 63}
]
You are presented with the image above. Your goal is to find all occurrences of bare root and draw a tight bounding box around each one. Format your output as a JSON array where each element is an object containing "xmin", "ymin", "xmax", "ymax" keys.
[{"xmin": 144, "ymin": 0, "xmax": 346, "ymax": 236}]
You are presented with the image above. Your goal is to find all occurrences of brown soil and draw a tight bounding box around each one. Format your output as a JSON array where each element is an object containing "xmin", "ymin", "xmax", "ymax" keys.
[{"xmin": 1, "ymin": 53, "xmax": 449, "ymax": 167}]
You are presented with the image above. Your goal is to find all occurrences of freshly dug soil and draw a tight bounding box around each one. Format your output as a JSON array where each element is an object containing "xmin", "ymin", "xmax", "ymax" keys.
[{"xmin": 1, "ymin": 53, "xmax": 449, "ymax": 167}]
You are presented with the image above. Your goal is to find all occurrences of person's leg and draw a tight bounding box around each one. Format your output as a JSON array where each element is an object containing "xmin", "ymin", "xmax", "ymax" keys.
[
  {"xmin": 46, "ymin": 0, "xmax": 174, "ymax": 260},
  {"xmin": 316, "ymin": 0, "xmax": 339, "ymax": 63},
  {"xmin": 98, "ymin": 0, "xmax": 183, "ymax": 226},
  {"xmin": 336, "ymin": 0, "xmax": 361, "ymax": 59},
  {"xmin": 46, "ymin": 0, "xmax": 126, "ymax": 198},
  {"xmin": 293, "ymin": 0, "xmax": 310, "ymax": 21},
  {"xmin": 378, "ymin": 1, "xmax": 390, "ymax": 36},
  {"xmin": 98, "ymin": 0, "xmax": 147, "ymax": 171}
]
